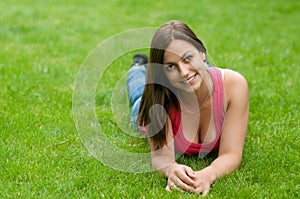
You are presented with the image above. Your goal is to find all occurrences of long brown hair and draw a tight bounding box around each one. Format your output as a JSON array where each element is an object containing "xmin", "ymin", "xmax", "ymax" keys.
[{"xmin": 138, "ymin": 20, "xmax": 207, "ymax": 150}]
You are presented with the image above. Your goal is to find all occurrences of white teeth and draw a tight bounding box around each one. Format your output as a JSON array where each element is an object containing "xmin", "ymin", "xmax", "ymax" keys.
[{"xmin": 184, "ymin": 74, "xmax": 196, "ymax": 83}]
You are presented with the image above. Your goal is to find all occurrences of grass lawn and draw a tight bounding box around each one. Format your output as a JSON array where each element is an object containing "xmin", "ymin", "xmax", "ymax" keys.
[{"xmin": 1, "ymin": 0, "xmax": 299, "ymax": 198}]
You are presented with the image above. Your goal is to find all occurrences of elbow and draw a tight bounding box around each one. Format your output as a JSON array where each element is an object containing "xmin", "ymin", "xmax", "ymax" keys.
[
  {"xmin": 219, "ymin": 152, "xmax": 243, "ymax": 170},
  {"xmin": 232, "ymin": 153, "xmax": 243, "ymax": 170}
]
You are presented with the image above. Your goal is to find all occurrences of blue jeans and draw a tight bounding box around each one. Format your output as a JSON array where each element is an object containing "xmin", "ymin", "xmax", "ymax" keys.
[{"xmin": 126, "ymin": 65, "xmax": 146, "ymax": 127}]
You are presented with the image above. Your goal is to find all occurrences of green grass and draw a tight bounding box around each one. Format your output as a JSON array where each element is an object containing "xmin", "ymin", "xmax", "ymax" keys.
[{"xmin": 1, "ymin": 0, "xmax": 299, "ymax": 198}]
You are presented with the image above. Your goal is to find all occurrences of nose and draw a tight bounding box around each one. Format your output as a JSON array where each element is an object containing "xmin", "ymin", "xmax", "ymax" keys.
[{"xmin": 178, "ymin": 62, "xmax": 189, "ymax": 78}]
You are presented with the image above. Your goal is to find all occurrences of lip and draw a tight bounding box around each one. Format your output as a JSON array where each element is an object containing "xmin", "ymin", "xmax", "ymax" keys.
[{"xmin": 181, "ymin": 73, "xmax": 197, "ymax": 83}]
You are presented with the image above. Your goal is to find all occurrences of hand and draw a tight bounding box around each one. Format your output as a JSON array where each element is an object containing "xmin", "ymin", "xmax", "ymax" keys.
[
  {"xmin": 165, "ymin": 163, "xmax": 195, "ymax": 192},
  {"xmin": 191, "ymin": 166, "xmax": 216, "ymax": 196}
]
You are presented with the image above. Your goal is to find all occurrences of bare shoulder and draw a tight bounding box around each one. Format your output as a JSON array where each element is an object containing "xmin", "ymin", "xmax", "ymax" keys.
[
  {"xmin": 222, "ymin": 68, "xmax": 248, "ymax": 89},
  {"xmin": 220, "ymin": 68, "xmax": 248, "ymax": 103},
  {"xmin": 222, "ymin": 69, "xmax": 247, "ymax": 85}
]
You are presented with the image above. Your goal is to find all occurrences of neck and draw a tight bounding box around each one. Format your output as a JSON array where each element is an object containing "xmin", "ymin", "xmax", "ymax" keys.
[{"xmin": 178, "ymin": 83, "xmax": 210, "ymax": 114}]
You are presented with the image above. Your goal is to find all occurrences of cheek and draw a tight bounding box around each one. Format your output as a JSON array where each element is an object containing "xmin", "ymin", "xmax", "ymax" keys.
[
  {"xmin": 191, "ymin": 59, "xmax": 205, "ymax": 69},
  {"xmin": 164, "ymin": 71, "xmax": 178, "ymax": 83}
]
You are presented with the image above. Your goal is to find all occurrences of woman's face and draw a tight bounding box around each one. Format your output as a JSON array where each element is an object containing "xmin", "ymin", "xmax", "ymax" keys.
[{"xmin": 162, "ymin": 39, "xmax": 206, "ymax": 93}]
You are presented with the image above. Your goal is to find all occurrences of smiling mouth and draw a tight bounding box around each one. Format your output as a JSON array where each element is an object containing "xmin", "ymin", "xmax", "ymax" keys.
[{"xmin": 182, "ymin": 73, "xmax": 197, "ymax": 83}]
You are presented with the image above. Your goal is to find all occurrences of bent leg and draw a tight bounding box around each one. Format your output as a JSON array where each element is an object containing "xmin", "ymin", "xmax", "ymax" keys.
[{"xmin": 126, "ymin": 54, "xmax": 147, "ymax": 127}]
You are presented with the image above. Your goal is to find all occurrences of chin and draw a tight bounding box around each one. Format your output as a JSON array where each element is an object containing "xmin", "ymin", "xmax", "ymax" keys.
[{"xmin": 179, "ymin": 84, "xmax": 200, "ymax": 94}]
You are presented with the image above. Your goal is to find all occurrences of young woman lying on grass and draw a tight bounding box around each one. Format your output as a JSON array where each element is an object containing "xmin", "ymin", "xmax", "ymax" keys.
[{"xmin": 126, "ymin": 20, "xmax": 249, "ymax": 196}]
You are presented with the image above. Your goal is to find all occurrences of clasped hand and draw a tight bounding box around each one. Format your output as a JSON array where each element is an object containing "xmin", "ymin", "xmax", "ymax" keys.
[{"xmin": 165, "ymin": 163, "xmax": 216, "ymax": 196}]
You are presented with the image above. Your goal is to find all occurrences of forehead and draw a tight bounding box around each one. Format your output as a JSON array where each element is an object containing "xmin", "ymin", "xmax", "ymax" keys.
[{"xmin": 164, "ymin": 39, "xmax": 196, "ymax": 59}]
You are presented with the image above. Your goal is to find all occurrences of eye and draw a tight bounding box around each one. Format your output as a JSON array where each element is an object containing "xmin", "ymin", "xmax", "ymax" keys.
[
  {"xmin": 165, "ymin": 64, "xmax": 175, "ymax": 71},
  {"xmin": 183, "ymin": 55, "xmax": 193, "ymax": 63}
]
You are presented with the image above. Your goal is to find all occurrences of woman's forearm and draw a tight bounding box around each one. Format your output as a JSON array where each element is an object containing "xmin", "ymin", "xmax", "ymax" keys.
[
  {"xmin": 209, "ymin": 153, "xmax": 242, "ymax": 178},
  {"xmin": 151, "ymin": 154, "xmax": 176, "ymax": 177}
]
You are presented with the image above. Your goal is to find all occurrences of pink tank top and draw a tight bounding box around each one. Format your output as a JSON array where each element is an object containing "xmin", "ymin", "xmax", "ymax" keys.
[{"xmin": 170, "ymin": 67, "xmax": 225, "ymax": 155}]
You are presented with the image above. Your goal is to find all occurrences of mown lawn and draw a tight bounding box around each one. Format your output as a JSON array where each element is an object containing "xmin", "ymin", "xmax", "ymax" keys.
[{"xmin": 0, "ymin": 0, "xmax": 299, "ymax": 198}]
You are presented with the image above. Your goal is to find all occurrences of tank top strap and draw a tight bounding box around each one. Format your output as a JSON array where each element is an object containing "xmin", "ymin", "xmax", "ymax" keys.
[{"xmin": 207, "ymin": 67, "xmax": 225, "ymax": 137}]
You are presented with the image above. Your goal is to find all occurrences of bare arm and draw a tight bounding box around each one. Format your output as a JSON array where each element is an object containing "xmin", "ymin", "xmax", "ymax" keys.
[
  {"xmin": 193, "ymin": 69, "xmax": 249, "ymax": 195},
  {"xmin": 149, "ymin": 122, "xmax": 175, "ymax": 175},
  {"xmin": 149, "ymin": 118, "xmax": 195, "ymax": 192},
  {"xmin": 211, "ymin": 69, "xmax": 249, "ymax": 175}
]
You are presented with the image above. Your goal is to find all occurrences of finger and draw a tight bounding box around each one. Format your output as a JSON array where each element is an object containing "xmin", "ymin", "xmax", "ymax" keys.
[
  {"xmin": 194, "ymin": 186, "xmax": 203, "ymax": 194},
  {"xmin": 173, "ymin": 176, "xmax": 194, "ymax": 192},
  {"xmin": 184, "ymin": 166, "xmax": 196, "ymax": 179},
  {"xmin": 165, "ymin": 185, "xmax": 171, "ymax": 192},
  {"xmin": 167, "ymin": 180, "xmax": 179, "ymax": 191},
  {"xmin": 176, "ymin": 170, "xmax": 195, "ymax": 187},
  {"xmin": 171, "ymin": 184, "xmax": 179, "ymax": 191},
  {"xmin": 201, "ymin": 185, "xmax": 210, "ymax": 197}
]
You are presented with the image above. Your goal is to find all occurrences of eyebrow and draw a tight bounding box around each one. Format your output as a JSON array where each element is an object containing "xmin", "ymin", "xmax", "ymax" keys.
[{"xmin": 163, "ymin": 50, "xmax": 193, "ymax": 65}]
